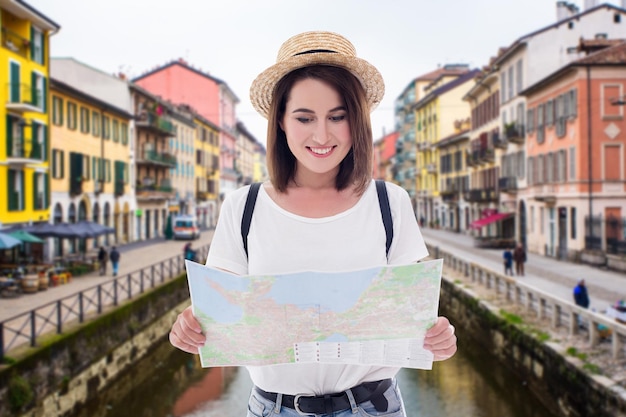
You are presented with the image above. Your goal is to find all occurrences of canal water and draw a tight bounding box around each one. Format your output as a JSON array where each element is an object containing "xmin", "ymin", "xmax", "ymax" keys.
[{"xmin": 73, "ymin": 327, "xmax": 560, "ymax": 417}]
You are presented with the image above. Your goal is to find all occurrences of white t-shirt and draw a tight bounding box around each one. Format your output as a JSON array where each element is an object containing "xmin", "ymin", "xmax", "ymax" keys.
[{"xmin": 206, "ymin": 180, "xmax": 428, "ymax": 395}]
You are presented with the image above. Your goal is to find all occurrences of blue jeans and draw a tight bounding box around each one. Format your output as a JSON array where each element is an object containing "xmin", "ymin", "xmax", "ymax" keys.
[
  {"xmin": 246, "ymin": 378, "xmax": 406, "ymax": 417},
  {"xmin": 112, "ymin": 261, "xmax": 119, "ymax": 275}
]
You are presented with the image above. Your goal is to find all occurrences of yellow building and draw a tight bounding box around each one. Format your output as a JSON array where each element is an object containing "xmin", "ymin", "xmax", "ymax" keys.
[
  {"xmin": 0, "ymin": 0, "xmax": 59, "ymax": 228},
  {"xmin": 192, "ymin": 111, "xmax": 220, "ymax": 228},
  {"xmin": 413, "ymin": 69, "xmax": 479, "ymax": 226},
  {"xmin": 49, "ymin": 77, "xmax": 133, "ymax": 255}
]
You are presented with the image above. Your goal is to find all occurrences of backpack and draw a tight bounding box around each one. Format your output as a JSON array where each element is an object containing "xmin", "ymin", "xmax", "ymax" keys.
[{"xmin": 241, "ymin": 179, "xmax": 393, "ymax": 260}]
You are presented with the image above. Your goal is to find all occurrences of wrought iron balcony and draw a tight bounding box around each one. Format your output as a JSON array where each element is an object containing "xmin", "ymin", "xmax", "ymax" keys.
[
  {"xmin": 464, "ymin": 188, "xmax": 498, "ymax": 202},
  {"xmin": 136, "ymin": 150, "xmax": 177, "ymax": 168},
  {"xmin": 498, "ymin": 177, "xmax": 518, "ymax": 193},
  {"xmin": 2, "ymin": 27, "xmax": 31, "ymax": 58},
  {"xmin": 136, "ymin": 111, "xmax": 176, "ymax": 136},
  {"xmin": 6, "ymin": 83, "xmax": 44, "ymax": 113},
  {"xmin": 504, "ymin": 123, "xmax": 525, "ymax": 144},
  {"xmin": 6, "ymin": 136, "xmax": 44, "ymax": 165}
]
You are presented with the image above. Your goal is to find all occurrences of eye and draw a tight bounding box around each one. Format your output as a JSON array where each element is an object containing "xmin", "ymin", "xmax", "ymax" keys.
[
  {"xmin": 296, "ymin": 117, "xmax": 313, "ymax": 124},
  {"xmin": 329, "ymin": 114, "xmax": 346, "ymax": 122}
]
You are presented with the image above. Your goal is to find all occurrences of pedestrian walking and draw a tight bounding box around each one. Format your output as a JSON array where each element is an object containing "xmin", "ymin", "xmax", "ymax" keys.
[
  {"xmin": 97, "ymin": 246, "xmax": 108, "ymax": 276},
  {"xmin": 503, "ymin": 247, "xmax": 514, "ymax": 276},
  {"xmin": 573, "ymin": 279, "xmax": 590, "ymax": 328},
  {"xmin": 109, "ymin": 246, "xmax": 120, "ymax": 277},
  {"xmin": 513, "ymin": 243, "xmax": 526, "ymax": 276},
  {"xmin": 169, "ymin": 31, "xmax": 457, "ymax": 417}
]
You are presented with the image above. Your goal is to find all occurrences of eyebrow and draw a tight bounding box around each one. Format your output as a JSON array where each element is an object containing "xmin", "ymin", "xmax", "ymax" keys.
[{"xmin": 291, "ymin": 105, "xmax": 346, "ymax": 114}]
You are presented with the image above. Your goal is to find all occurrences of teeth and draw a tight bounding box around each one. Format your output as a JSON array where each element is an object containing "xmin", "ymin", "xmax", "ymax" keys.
[{"xmin": 310, "ymin": 147, "xmax": 332, "ymax": 155}]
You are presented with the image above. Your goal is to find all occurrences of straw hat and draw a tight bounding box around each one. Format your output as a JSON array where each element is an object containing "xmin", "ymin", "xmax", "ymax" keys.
[{"xmin": 250, "ymin": 31, "xmax": 385, "ymax": 119}]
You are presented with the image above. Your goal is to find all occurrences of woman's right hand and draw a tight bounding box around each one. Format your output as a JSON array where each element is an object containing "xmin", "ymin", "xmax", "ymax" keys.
[{"xmin": 169, "ymin": 305, "xmax": 206, "ymax": 354}]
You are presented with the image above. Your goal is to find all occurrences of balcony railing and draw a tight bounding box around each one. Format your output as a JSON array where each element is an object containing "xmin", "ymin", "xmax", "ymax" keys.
[
  {"xmin": 6, "ymin": 137, "xmax": 44, "ymax": 163},
  {"xmin": 137, "ymin": 150, "xmax": 177, "ymax": 168},
  {"xmin": 1, "ymin": 27, "xmax": 31, "ymax": 58},
  {"xmin": 464, "ymin": 188, "xmax": 498, "ymax": 202},
  {"xmin": 492, "ymin": 132, "xmax": 508, "ymax": 149},
  {"xmin": 498, "ymin": 177, "xmax": 518, "ymax": 193},
  {"xmin": 504, "ymin": 124, "xmax": 525, "ymax": 144},
  {"xmin": 6, "ymin": 83, "xmax": 44, "ymax": 113},
  {"xmin": 136, "ymin": 111, "xmax": 176, "ymax": 136}
]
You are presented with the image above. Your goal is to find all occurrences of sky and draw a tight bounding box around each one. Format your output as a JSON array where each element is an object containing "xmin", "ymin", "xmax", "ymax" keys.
[{"xmin": 28, "ymin": 0, "xmax": 625, "ymax": 146}]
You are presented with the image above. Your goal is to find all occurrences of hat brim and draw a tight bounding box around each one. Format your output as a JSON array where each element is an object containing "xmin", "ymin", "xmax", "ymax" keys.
[{"xmin": 250, "ymin": 52, "xmax": 385, "ymax": 119}]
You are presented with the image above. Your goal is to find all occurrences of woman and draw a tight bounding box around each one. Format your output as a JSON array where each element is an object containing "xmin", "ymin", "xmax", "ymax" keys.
[{"xmin": 170, "ymin": 31, "xmax": 457, "ymax": 416}]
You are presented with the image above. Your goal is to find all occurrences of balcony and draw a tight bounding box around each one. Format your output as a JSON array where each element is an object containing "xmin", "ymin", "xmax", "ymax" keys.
[
  {"xmin": 504, "ymin": 123, "xmax": 525, "ymax": 144},
  {"xmin": 6, "ymin": 136, "xmax": 44, "ymax": 166},
  {"xmin": 440, "ymin": 185, "xmax": 459, "ymax": 203},
  {"xmin": 136, "ymin": 178, "xmax": 174, "ymax": 201},
  {"xmin": 426, "ymin": 163, "xmax": 437, "ymax": 174},
  {"xmin": 492, "ymin": 132, "xmax": 508, "ymax": 149},
  {"xmin": 114, "ymin": 180, "xmax": 125, "ymax": 197},
  {"xmin": 6, "ymin": 83, "xmax": 44, "ymax": 113},
  {"xmin": 2, "ymin": 27, "xmax": 31, "ymax": 58},
  {"xmin": 136, "ymin": 111, "xmax": 176, "ymax": 136},
  {"xmin": 196, "ymin": 191, "xmax": 209, "ymax": 201},
  {"xmin": 136, "ymin": 150, "xmax": 177, "ymax": 168},
  {"xmin": 464, "ymin": 188, "xmax": 498, "ymax": 203},
  {"xmin": 70, "ymin": 176, "xmax": 83, "ymax": 197},
  {"xmin": 498, "ymin": 177, "xmax": 518, "ymax": 193}
]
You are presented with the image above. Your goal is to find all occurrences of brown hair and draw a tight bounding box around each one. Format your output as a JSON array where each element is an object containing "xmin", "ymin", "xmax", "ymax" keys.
[{"xmin": 265, "ymin": 65, "xmax": 373, "ymax": 194}]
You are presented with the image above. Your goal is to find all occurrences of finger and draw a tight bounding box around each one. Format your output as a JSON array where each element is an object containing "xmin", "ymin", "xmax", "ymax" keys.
[
  {"xmin": 169, "ymin": 330, "xmax": 202, "ymax": 354},
  {"xmin": 425, "ymin": 317, "xmax": 450, "ymax": 337},
  {"xmin": 181, "ymin": 307, "xmax": 203, "ymax": 333},
  {"xmin": 174, "ymin": 318, "xmax": 206, "ymax": 346}
]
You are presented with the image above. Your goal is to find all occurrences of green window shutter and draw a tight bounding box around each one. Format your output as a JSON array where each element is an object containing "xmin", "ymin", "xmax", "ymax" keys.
[
  {"xmin": 42, "ymin": 77, "xmax": 47, "ymax": 113},
  {"xmin": 61, "ymin": 150, "xmax": 65, "ymax": 178},
  {"xmin": 33, "ymin": 172, "xmax": 38, "ymax": 209},
  {"xmin": 45, "ymin": 173, "xmax": 49, "ymax": 208},
  {"xmin": 31, "ymin": 72, "xmax": 38, "ymax": 107},
  {"xmin": 43, "ymin": 125, "xmax": 49, "ymax": 162},
  {"xmin": 10, "ymin": 62, "xmax": 20, "ymax": 103},
  {"xmin": 31, "ymin": 122, "xmax": 39, "ymax": 159},
  {"xmin": 20, "ymin": 171, "xmax": 25, "ymax": 209},
  {"xmin": 7, "ymin": 170, "xmax": 13, "ymax": 210},
  {"xmin": 6, "ymin": 116, "xmax": 13, "ymax": 157}
]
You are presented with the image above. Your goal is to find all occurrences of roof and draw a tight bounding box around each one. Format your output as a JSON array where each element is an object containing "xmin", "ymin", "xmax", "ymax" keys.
[
  {"xmin": 132, "ymin": 58, "xmax": 240, "ymax": 103},
  {"xmin": 50, "ymin": 78, "xmax": 133, "ymax": 119},
  {"xmin": 436, "ymin": 129, "xmax": 470, "ymax": 148},
  {"xmin": 397, "ymin": 65, "xmax": 470, "ymax": 99},
  {"xmin": 520, "ymin": 40, "xmax": 626, "ymax": 96},
  {"xmin": 494, "ymin": 3, "xmax": 626, "ymax": 66},
  {"xmin": 5, "ymin": 0, "xmax": 60, "ymax": 32},
  {"xmin": 412, "ymin": 69, "xmax": 481, "ymax": 111}
]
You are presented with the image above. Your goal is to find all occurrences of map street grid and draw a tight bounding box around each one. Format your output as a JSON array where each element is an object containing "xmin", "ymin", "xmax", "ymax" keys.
[{"xmin": 185, "ymin": 259, "xmax": 443, "ymax": 369}]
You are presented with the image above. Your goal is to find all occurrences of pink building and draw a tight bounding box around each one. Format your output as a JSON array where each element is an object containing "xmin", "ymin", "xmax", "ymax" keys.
[{"xmin": 133, "ymin": 59, "xmax": 240, "ymax": 198}]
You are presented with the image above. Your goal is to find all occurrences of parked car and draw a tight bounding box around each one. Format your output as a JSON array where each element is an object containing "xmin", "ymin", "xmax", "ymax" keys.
[{"xmin": 172, "ymin": 215, "xmax": 200, "ymax": 240}]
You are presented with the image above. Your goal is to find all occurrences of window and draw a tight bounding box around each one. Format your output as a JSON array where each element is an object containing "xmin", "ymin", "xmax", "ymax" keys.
[
  {"xmin": 80, "ymin": 107, "xmax": 90, "ymax": 133},
  {"xmin": 500, "ymin": 72, "xmax": 507, "ymax": 103},
  {"xmin": 569, "ymin": 147, "xmax": 576, "ymax": 180},
  {"xmin": 52, "ymin": 96, "xmax": 63, "ymax": 126},
  {"xmin": 7, "ymin": 169, "xmax": 24, "ymax": 211},
  {"xmin": 570, "ymin": 208, "xmax": 576, "ymax": 239},
  {"xmin": 545, "ymin": 100, "xmax": 554, "ymax": 126},
  {"xmin": 526, "ymin": 108, "xmax": 535, "ymax": 133},
  {"xmin": 537, "ymin": 155, "xmax": 544, "ymax": 184},
  {"xmin": 32, "ymin": 72, "xmax": 45, "ymax": 110},
  {"xmin": 52, "ymin": 149, "xmax": 64, "ymax": 178},
  {"xmin": 121, "ymin": 122, "xmax": 129, "ymax": 145},
  {"xmin": 508, "ymin": 66, "xmax": 514, "ymax": 100},
  {"xmin": 530, "ymin": 206, "xmax": 535, "ymax": 232},
  {"xmin": 31, "ymin": 27, "xmax": 44, "ymax": 65},
  {"xmin": 82, "ymin": 155, "xmax": 90, "ymax": 180},
  {"xmin": 540, "ymin": 207, "xmax": 545, "ymax": 234},
  {"xmin": 33, "ymin": 172, "xmax": 47, "ymax": 210},
  {"xmin": 536, "ymin": 104, "xmax": 545, "ymax": 144},
  {"xmin": 92, "ymin": 111, "xmax": 100, "ymax": 137},
  {"xmin": 67, "ymin": 102, "xmax": 77, "ymax": 130},
  {"xmin": 517, "ymin": 151, "xmax": 525, "ymax": 178},
  {"xmin": 515, "ymin": 59, "xmax": 523, "ymax": 94},
  {"xmin": 113, "ymin": 120, "xmax": 120, "ymax": 142},
  {"xmin": 546, "ymin": 152, "xmax": 554, "ymax": 183},
  {"xmin": 569, "ymin": 89, "xmax": 577, "ymax": 118},
  {"xmin": 102, "ymin": 115, "xmax": 110, "ymax": 139}
]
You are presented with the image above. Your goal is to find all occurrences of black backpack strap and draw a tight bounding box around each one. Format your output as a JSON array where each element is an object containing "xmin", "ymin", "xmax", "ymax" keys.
[
  {"xmin": 375, "ymin": 179, "xmax": 393, "ymax": 259},
  {"xmin": 241, "ymin": 183, "xmax": 262, "ymax": 258}
]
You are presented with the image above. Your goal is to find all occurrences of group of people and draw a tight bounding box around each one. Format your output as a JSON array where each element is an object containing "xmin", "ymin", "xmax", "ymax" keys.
[
  {"xmin": 169, "ymin": 31, "xmax": 457, "ymax": 416},
  {"xmin": 97, "ymin": 246, "xmax": 121, "ymax": 277},
  {"xmin": 503, "ymin": 243, "xmax": 527, "ymax": 276}
]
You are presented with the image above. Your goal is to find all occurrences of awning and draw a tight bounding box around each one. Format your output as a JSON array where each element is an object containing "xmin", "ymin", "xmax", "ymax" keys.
[{"xmin": 469, "ymin": 212, "xmax": 514, "ymax": 229}]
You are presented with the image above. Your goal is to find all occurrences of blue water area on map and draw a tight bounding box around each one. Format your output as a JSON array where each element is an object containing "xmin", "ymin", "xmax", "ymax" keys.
[
  {"xmin": 264, "ymin": 267, "xmax": 380, "ymax": 313},
  {"xmin": 324, "ymin": 333, "xmax": 349, "ymax": 342},
  {"xmin": 187, "ymin": 263, "xmax": 246, "ymax": 323}
]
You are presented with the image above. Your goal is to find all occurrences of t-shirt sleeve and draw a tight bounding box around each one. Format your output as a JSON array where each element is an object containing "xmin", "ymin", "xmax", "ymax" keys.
[
  {"xmin": 205, "ymin": 187, "xmax": 250, "ymax": 275},
  {"xmin": 386, "ymin": 183, "xmax": 429, "ymax": 264}
]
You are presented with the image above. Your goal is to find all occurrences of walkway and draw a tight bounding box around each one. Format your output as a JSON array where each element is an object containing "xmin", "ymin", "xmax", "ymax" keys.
[
  {"xmin": 0, "ymin": 231, "xmax": 214, "ymax": 321},
  {"xmin": 421, "ymin": 228, "xmax": 625, "ymax": 311}
]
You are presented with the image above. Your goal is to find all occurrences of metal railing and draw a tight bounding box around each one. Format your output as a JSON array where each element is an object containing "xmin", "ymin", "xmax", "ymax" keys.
[
  {"xmin": 0, "ymin": 245, "xmax": 209, "ymax": 361},
  {"xmin": 428, "ymin": 244, "xmax": 626, "ymax": 359}
]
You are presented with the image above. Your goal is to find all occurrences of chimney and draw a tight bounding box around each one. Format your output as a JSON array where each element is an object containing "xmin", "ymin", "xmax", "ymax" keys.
[{"xmin": 556, "ymin": 1, "xmax": 569, "ymax": 21}]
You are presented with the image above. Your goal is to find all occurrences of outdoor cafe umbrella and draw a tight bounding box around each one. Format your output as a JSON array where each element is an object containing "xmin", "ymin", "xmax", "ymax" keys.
[
  {"xmin": 75, "ymin": 220, "xmax": 115, "ymax": 237},
  {"xmin": 25, "ymin": 222, "xmax": 91, "ymax": 239},
  {"xmin": 0, "ymin": 232, "xmax": 22, "ymax": 250},
  {"xmin": 8, "ymin": 230, "xmax": 45, "ymax": 244}
]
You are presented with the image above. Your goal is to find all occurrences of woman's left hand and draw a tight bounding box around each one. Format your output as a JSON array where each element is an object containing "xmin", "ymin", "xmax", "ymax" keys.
[{"xmin": 424, "ymin": 316, "xmax": 457, "ymax": 361}]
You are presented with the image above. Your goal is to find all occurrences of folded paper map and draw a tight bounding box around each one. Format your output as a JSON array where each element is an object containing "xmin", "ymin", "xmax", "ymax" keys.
[{"xmin": 185, "ymin": 259, "xmax": 443, "ymax": 369}]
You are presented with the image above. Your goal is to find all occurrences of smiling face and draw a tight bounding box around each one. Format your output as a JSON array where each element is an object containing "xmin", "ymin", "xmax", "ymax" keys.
[{"xmin": 280, "ymin": 78, "xmax": 352, "ymax": 184}]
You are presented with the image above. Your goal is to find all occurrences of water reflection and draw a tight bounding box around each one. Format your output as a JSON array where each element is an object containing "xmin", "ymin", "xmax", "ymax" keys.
[{"xmin": 76, "ymin": 332, "xmax": 559, "ymax": 417}]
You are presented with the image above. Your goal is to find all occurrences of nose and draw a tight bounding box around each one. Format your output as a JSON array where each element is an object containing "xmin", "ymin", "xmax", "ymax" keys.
[{"xmin": 312, "ymin": 120, "xmax": 331, "ymax": 145}]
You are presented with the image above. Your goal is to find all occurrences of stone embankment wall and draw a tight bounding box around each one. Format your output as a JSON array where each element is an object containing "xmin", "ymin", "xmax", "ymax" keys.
[{"xmin": 1, "ymin": 270, "xmax": 624, "ymax": 416}]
